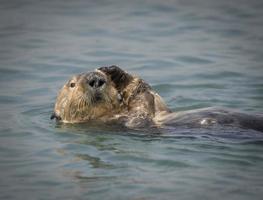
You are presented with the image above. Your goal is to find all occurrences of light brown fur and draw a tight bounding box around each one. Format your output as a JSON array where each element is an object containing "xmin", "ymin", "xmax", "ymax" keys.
[
  {"xmin": 53, "ymin": 71, "xmax": 121, "ymax": 123},
  {"xmin": 117, "ymin": 76, "xmax": 171, "ymax": 127}
]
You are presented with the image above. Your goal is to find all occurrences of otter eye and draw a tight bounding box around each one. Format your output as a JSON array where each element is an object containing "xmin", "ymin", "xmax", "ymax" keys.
[
  {"xmin": 89, "ymin": 80, "xmax": 95, "ymax": 87},
  {"xmin": 70, "ymin": 82, "xmax": 75, "ymax": 88}
]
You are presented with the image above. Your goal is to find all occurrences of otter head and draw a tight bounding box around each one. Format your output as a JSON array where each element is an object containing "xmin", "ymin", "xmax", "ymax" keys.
[{"xmin": 51, "ymin": 70, "xmax": 121, "ymax": 123}]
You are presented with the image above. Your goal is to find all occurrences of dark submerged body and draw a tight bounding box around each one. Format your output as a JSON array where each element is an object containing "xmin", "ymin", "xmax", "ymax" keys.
[{"xmin": 158, "ymin": 107, "xmax": 263, "ymax": 132}]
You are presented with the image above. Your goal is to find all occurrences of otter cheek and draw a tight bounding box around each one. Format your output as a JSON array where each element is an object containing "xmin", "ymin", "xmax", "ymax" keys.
[{"xmin": 57, "ymin": 97, "xmax": 70, "ymax": 120}]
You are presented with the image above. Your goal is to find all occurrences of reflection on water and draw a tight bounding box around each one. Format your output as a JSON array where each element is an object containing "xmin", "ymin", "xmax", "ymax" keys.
[{"xmin": 0, "ymin": 0, "xmax": 263, "ymax": 199}]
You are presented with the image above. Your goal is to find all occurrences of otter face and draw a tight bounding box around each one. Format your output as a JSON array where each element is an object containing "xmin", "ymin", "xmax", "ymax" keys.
[{"xmin": 51, "ymin": 70, "xmax": 121, "ymax": 123}]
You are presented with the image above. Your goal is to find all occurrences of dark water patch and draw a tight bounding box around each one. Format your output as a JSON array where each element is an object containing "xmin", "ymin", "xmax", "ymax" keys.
[
  {"xmin": 114, "ymin": 32, "xmax": 154, "ymax": 43},
  {"xmin": 205, "ymin": 156, "xmax": 254, "ymax": 167},
  {"xmin": 168, "ymin": 96, "xmax": 219, "ymax": 104},
  {"xmin": 203, "ymin": 52, "xmax": 233, "ymax": 59},
  {"xmin": 0, "ymin": 68, "xmax": 36, "ymax": 81},
  {"xmin": 0, "ymin": 95, "xmax": 26, "ymax": 105},
  {"xmin": 157, "ymin": 125, "xmax": 263, "ymax": 141},
  {"xmin": 249, "ymin": 95, "xmax": 263, "ymax": 101},
  {"xmin": 0, "ymin": 30, "xmax": 26, "ymax": 38},
  {"xmin": 194, "ymin": 71, "xmax": 245, "ymax": 80},
  {"xmin": 38, "ymin": 75, "xmax": 70, "ymax": 83},
  {"xmin": 124, "ymin": 28, "xmax": 184, "ymax": 38},
  {"xmin": 150, "ymin": 22, "xmax": 173, "ymax": 28},
  {"xmin": 0, "ymin": 49, "xmax": 11, "ymax": 59},
  {"xmin": 241, "ymin": 140, "xmax": 263, "ymax": 146},
  {"xmin": 176, "ymin": 56, "xmax": 214, "ymax": 65},
  {"xmin": 219, "ymin": 29, "xmax": 245, "ymax": 37},
  {"xmin": 0, "ymin": 23, "xmax": 27, "ymax": 38},
  {"xmin": 177, "ymin": 25, "xmax": 203, "ymax": 31},
  {"xmin": 76, "ymin": 138, "xmax": 121, "ymax": 152},
  {"xmin": 26, "ymin": 38, "xmax": 47, "ymax": 44},
  {"xmin": 0, "ymin": 145, "xmax": 25, "ymax": 159},
  {"xmin": 150, "ymin": 3, "xmax": 177, "ymax": 13},
  {"xmin": 153, "ymin": 83, "xmax": 225, "ymax": 92},
  {"xmin": 153, "ymin": 159, "xmax": 193, "ymax": 169},
  {"xmin": 75, "ymin": 154, "xmax": 114, "ymax": 169},
  {"xmin": 87, "ymin": 50, "xmax": 144, "ymax": 58},
  {"xmin": 206, "ymin": 28, "xmax": 246, "ymax": 38},
  {"xmin": 74, "ymin": 174, "xmax": 116, "ymax": 182},
  {"xmin": 0, "ymin": 155, "xmax": 56, "ymax": 169},
  {"xmin": 36, "ymin": 0, "xmax": 110, "ymax": 17},
  {"xmin": 127, "ymin": 10, "xmax": 151, "ymax": 17},
  {"xmin": 222, "ymin": 5, "xmax": 255, "ymax": 19},
  {"xmin": 0, "ymin": 129, "xmax": 34, "ymax": 138},
  {"xmin": 171, "ymin": 104, "xmax": 212, "ymax": 112},
  {"xmin": 205, "ymin": 149, "xmax": 263, "ymax": 162},
  {"xmin": 53, "ymin": 58, "xmax": 128, "ymax": 71},
  {"xmin": 30, "ymin": 62, "xmax": 78, "ymax": 73},
  {"xmin": 0, "ymin": 0, "xmax": 32, "ymax": 10},
  {"xmin": 39, "ymin": 55, "xmax": 59, "ymax": 61},
  {"xmin": 74, "ymin": 28, "xmax": 111, "ymax": 37},
  {"xmin": 53, "ymin": 122, "xmax": 129, "ymax": 138},
  {"xmin": 21, "ymin": 87, "xmax": 51, "ymax": 96},
  {"xmin": 247, "ymin": 83, "xmax": 263, "ymax": 93},
  {"xmin": 16, "ymin": 43, "xmax": 44, "ymax": 50},
  {"xmin": 133, "ymin": 60, "xmax": 179, "ymax": 70},
  {"xmin": 28, "ymin": 63, "xmax": 84, "ymax": 80},
  {"xmin": 21, "ymin": 104, "xmax": 53, "ymax": 118}
]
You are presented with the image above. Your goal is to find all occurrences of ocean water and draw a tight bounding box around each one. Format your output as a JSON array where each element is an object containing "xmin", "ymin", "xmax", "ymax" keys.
[{"xmin": 0, "ymin": 0, "xmax": 263, "ymax": 199}]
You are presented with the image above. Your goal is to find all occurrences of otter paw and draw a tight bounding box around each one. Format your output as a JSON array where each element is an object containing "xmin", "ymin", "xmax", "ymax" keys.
[{"xmin": 98, "ymin": 65, "xmax": 132, "ymax": 90}]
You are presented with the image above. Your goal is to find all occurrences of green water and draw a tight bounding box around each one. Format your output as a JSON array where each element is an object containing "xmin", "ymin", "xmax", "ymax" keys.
[{"xmin": 0, "ymin": 0, "xmax": 263, "ymax": 199}]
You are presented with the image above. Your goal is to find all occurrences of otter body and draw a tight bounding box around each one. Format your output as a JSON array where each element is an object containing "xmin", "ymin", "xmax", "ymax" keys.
[{"xmin": 52, "ymin": 66, "xmax": 263, "ymax": 132}]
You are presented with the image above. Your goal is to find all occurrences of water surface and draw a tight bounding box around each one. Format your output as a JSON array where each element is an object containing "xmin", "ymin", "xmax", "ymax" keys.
[{"xmin": 0, "ymin": 0, "xmax": 263, "ymax": 199}]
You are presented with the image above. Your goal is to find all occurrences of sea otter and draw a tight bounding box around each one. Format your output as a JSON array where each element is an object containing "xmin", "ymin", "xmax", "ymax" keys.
[
  {"xmin": 51, "ymin": 66, "xmax": 170, "ymax": 127},
  {"xmin": 51, "ymin": 66, "xmax": 263, "ymax": 132}
]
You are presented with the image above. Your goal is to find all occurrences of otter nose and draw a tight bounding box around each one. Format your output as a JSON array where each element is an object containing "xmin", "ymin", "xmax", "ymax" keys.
[{"xmin": 88, "ymin": 77, "xmax": 106, "ymax": 88}]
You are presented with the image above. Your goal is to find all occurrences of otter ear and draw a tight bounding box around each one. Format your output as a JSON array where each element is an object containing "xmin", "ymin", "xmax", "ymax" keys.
[{"xmin": 98, "ymin": 65, "xmax": 133, "ymax": 91}]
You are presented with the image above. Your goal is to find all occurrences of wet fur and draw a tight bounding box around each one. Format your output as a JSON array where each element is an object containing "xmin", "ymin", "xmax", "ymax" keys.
[
  {"xmin": 52, "ymin": 66, "xmax": 263, "ymax": 132},
  {"xmin": 53, "ymin": 71, "xmax": 121, "ymax": 123},
  {"xmin": 98, "ymin": 66, "xmax": 170, "ymax": 127},
  {"xmin": 98, "ymin": 66, "xmax": 263, "ymax": 131}
]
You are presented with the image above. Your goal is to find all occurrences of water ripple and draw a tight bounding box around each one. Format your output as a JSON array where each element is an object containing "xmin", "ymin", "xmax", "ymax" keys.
[{"xmin": 1, "ymin": 0, "xmax": 263, "ymax": 200}]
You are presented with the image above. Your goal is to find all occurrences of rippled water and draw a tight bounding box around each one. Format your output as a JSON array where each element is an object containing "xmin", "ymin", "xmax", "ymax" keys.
[{"xmin": 1, "ymin": 0, "xmax": 263, "ymax": 199}]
